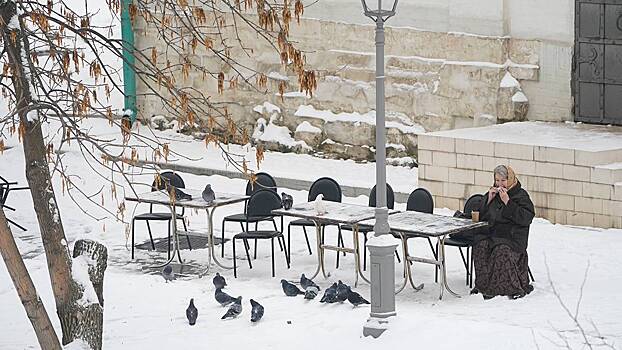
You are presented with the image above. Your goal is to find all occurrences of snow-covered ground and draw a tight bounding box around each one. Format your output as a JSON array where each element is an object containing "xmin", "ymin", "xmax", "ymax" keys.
[{"xmin": 1, "ymin": 118, "xmax": 621, "ymax": 349}]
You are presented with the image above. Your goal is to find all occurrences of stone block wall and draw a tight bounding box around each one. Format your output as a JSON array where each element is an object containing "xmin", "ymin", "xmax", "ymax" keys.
[{"xmin": 417, "ymin": 134, "xmax": 622, "ymax": 229}]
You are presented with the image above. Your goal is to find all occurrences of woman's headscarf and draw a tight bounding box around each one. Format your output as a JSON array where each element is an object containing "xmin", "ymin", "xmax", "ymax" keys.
[{"xmin": 493, "ymin": 165, "xmax": 518, "ymax": 190}]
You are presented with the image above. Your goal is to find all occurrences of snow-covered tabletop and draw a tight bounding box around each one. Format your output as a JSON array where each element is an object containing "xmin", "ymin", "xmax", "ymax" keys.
[
  {"xmin": 125, "ymin": 190, "xmax": 249, "ymax": 209},
  {"xmin": 273, "ymin": 201, "xmax": 398, "ymax": 225},
  {"xmin": 359, "ymin": 211, "xmax": 487, "ymax": 237}
]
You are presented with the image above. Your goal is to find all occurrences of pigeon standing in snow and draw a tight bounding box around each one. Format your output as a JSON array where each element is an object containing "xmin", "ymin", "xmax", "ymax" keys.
[
  {"xmin": 320, "ymin": 282, "xmax": 338, "ymax": 303},
  {"xmin": 221, "ymin": 296, "xmax": 242, "ymax": 319},
  {"xmin": 281, "ymin": 192, "xmax": 293, "ymax": 210},
  {"xmin": 336, "ymin": 280, "xmax": 350, "ymax": 302},
  {"xmin": 215, "ymin": 288, "xmax": 235, "ymax": 306},
  {"xmin": 213, "ymin": 272, "xmax": 227, "ymax": 290},
  {"xmin": 314, "ymin": 194, "xmax": 326, "ymax": 216},
  {"xmin": 300, "ymin": 273, "xmax": 320, "ymax": 291},
  {"xmin": 250, "ymin": 299, "xmax": 264, "ymax": 322},
  {"xmin": 162, "ymin": 265, "xmax": 175, "ymax": 282},
  {"xmin": 304, "ymin": 285, "xmax": 319, "ymax": 300},
  {"xmin": 281, "ymin": 279, "xmax": 304, "ymax": 296},
  {"xmin": 186, "ymin": 298, "xmax": 198, "ymax": 325},
  {"xmin": 202, "ymin": 184, "xmax": 216, "ymax": 203},
  {"xmin": 347, "ymin": 288, "xmax": 370, "ymax": 307}
]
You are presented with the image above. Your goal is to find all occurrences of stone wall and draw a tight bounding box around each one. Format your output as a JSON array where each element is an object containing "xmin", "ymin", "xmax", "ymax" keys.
[
  {"xmin": 417, "ymin": 126, "xmax": 622, "ymax": 229},
  {"xmin": 134, "ymin": 12, "xmax": 551, "ymax": 158}
]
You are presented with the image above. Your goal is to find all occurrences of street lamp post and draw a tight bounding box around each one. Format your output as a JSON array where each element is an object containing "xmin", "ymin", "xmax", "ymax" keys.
[{"xmin": 361, "ymin": 0, "xmax": 400, "ymax": 339}]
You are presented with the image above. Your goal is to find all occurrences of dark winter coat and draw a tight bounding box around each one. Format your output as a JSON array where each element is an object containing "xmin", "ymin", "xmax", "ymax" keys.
[{"xmin": 477, "ymin": 181, "xmax": 535, "ymax": 253}]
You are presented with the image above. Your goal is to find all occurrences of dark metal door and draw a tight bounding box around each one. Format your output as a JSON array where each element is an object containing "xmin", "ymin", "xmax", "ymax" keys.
[{"xmin": 575, "ymin": 0, "xmax": 622, "ymax": 125}]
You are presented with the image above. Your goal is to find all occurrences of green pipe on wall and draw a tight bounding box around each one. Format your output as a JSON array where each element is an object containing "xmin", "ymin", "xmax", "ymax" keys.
[{"xmin": 121, "ymin": 0, "xmax": 137, "ymax": 123}]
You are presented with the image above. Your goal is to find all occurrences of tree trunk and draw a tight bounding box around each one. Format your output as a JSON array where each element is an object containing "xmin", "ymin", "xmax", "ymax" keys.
[
  {"xmin": 1, "ymin": 1, "xmax": 104, "ymax": 348},
  {"xmin": 0, "ymin": 209, "xmax": 62, "ymax": 350}
]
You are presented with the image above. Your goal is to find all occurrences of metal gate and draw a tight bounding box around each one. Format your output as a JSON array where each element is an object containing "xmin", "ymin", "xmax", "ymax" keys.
[{"xmin": 575, "ymin": 0, "xmax": 622, "ymax": 125}]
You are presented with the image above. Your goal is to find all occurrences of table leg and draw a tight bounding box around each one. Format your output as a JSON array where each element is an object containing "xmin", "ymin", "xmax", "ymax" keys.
[
  {"xmin": 395, "ymin": 234, "xmax": 409, "ymax": 294},
  {"xmin": 200, "ymin": 207, "xmax": 234, "ymax": 277},
  {"xmin": 353, "ymin": 226, "xmax": 370, "ymax": 287},
  {"xmin": 152, "ymin": 203, "xmax": 181, "ymax": 268},
  {"xmin": 439, "ymin": 235, "xmax": 461, "ymax": 298},
  {"xmin": 307, "ymin": 220, "xmax": 323, "ymax": 280}
]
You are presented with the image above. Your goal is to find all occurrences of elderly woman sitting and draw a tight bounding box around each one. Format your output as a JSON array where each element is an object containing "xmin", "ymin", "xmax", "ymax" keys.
[{"xmin": 472, "ymin": 165, "xmax": 535, "ymax": 300}]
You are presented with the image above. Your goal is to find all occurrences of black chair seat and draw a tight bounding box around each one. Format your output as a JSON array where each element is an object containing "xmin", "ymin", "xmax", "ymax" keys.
[
  {"xmin": 443, "ymin": 236, "xmax": 472, "ymax": 247},
  {"xmin": 341, "ymin": 223, "xmax": 373, "ymax": 233},
  {"xmin": 133, "ymin": 212, "xmax": 184, "ymax": 220},
  {"xmin": 224, "ymin": 213, "xmax": 270, "ymax": 222},
  {"xmin": 289, "ymin": 218, "xmax": 327, "ymax": 226},
  {"xmin": 234, "ymin": 230, "xmax": 282, "ymax": 239}
]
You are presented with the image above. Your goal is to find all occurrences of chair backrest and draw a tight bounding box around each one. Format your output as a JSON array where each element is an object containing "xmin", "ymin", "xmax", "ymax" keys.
[
  {"xmin": 246, "ymin": 189, "xmax": 282, "ymax": 217},
  {"xmin": 369, "ymin": 184, "xmax": 395, "ymax": 209},
  {"xmin": 464, "ymin": 193, "xmax": 485, "ymax": 215},
  {"xmin": 406, "ymin": 187, "xmax": 434, "ymax": 213},
  {"xmin": 151, "ymin": 171, "xmax": 185, "ymax": 191},
  {"xmin": 245, "ymin": 172, "xmax": 277, "ymax": 195},
  {"xmin": 308, "ymin": 177, "xmax": 342, "ymax": 203}
]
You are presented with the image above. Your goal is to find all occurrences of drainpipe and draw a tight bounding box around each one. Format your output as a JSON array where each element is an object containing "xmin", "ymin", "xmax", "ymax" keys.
[{"xmin": 121, "ymin": 0, "xmax": 137, "ymax": 124}]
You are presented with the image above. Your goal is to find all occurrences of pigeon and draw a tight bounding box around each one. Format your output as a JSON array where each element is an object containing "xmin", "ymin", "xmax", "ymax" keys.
[
  {"xmin": 215, "ymin": 288, "xmax": 236, "ymax": 306},
  {"xmin": 221, "ymin": 296, "xmax": 242, "ymax": 319},
  {"xmin": 186, "ymin": 298, "xmax": 198, "ymax": 325},
  {"xmin": 281, "ymin": 192, "xmax": 293, "ymax": 210},
  {"xmin": 320, "ymin": 282, "xmax": 338, "ymax": 303},
  {"xmin": 213, "ymin": 272, "xmax": 227, "ymax": 290},
  {"xmin": 335, "ymin": 280, "xmax": 350, "ymax": 302},
  {"xmin": 281, "ymin": 279, "xmax": 304, "ymax": 297},
  {"xmin": 250, "ymin": 299, "xmax": 264, "ymax": 322},
  {"xmin": 169, "ymin": 186, "xmax": 192, "ymax": 201},
  {"xmin": 300, "ymin": 273, "xmax": 320, "ymax": 291},
  {"xmin": 347, "ymin": 288, "xmax": 370, "ymax": 307},
  {"xmin": 202, "ymin": 184, "xmax": 216, "ymax": 203},
  {"xmin": 162, "ymin": 265, "xmax": 175, "ymax": 282},
  {"xmin": 304, "ymin": 285, "xmax": 319, "ymax": 300},
  {"xmin": 314, "ymin": 194, "xmax": 326, "ymax": 216}
]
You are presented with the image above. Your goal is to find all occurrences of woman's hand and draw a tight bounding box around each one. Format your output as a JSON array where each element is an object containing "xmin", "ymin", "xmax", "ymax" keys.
[
  {"xmin": 498, "ymin": 187, "xmax": 510, "ymax": 205},
  {"xmin": 487, "ymin": 186, "xmax": 497, "ymax": 203}
]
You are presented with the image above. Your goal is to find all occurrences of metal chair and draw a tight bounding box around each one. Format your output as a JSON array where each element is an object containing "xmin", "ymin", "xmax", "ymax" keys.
[
  {"xmin": 287, "ymin": 177, "xmax": 344, "ymax": 266},
  {"xmin": 130, "ymin": 172, "xmax": 190, "ymax": 260},
  {"xmin": 232, "ymin": 189, "xmax": 290, "ymax": 278},
  {"xmin": 392, "ymin": 188, "xmax": 439, "ymax": 278},
  {"xmin": 0, "ymin": 175, "xmax": 29, "ymax": 231},
  {"xmin": 443, "ymin": 193, "xmax": 485, "ymax": 287},
  {"xmin": 340, "ymin": 184, "xmax": 400, "ymax": 270},
  {"xmin": 220, "ymin": 172, "xmax": 279, "ymax": 258}
]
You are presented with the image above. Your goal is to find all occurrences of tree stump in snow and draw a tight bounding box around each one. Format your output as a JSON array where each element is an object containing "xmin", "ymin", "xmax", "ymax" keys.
[{"xmin": 72, "ymin": 239, "xmax": 107, "ymax": 307}]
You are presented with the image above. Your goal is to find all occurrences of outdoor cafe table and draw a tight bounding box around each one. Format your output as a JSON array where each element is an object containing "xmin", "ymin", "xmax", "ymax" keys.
[
  {"xmin": 273, "ymin": 201, "xmax": 398, "ymax": 287},
  {"xmin": 359, "ymin": 211, "xmax": 487, "ymax": 299},
  {"xmin": 125, "ymin": 189, "xmax": 249, "ymax": 276}
]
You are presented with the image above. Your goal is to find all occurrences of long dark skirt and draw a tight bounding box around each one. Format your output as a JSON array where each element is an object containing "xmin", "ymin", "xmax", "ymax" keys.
[{"xmin": 473, "ymin": 239, "xmax": 531, "ymax": 297}]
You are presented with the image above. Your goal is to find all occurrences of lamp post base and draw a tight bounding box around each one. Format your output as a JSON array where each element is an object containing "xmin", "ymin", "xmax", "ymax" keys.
[{"xmin": 363, "ymin": 316, "xmax": 393, "ymax": 338}]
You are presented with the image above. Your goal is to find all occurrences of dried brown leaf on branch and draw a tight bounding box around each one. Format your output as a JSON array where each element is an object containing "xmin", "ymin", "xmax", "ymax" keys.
[{"xmin": 218, "ymin": 72, "xmax": 225, "ymax": 94}]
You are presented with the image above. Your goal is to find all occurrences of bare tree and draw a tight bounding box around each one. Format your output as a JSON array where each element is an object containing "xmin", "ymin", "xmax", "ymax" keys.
[{"xmin": 0, "ymin": 0, "xmax": 315, "ymax": 348}]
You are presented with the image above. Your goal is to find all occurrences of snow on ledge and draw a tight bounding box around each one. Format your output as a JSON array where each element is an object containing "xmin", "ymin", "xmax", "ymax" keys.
[
  {"xmin": 500, "ymin": 72, "xmax": 520, "ymax": 88},
  {"xmin": 257, "ymin": 123, "xmax": 311, "ymax": 150},
  {"xmin": 294, "ymin": 105, "xmax": 425, "ymax": 135},
  {"xmin": 253, "ymin": 102, "xmax": 281, "ymax": 115},
  {"xmin": 512, "ymin": 91, "xmax": 528, "ymax": 103},
  {"xmin": 295, "ymin": 121, "xmax": 322, "ymax": 134}
]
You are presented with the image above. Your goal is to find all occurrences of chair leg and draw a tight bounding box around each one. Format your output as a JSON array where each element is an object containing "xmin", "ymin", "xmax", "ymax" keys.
[
  {"xmin": 287, "ymin": 224, "xmax": 292, "ymax": 262},
  {"xmin": 182, "ymin": 218, "xmax": 191, "ymax": 250},
  {"xmin": 302, "ymin": 226, "xmax": 312, "ymax": 255},
  {"xmin": 431, "ymin": 238, "xmax": 439, "ymax": 283},
  {"xmin": 131, "ymin": 219, "xmax": 136, "ymax": 259},
  {"xmin": 528, "ymin": 267, "xmax": 535, "ymax": 282},
  {"xmin": 282, "ymin": 236, "xmax": 290, "ymax": 268},
  {"xmin": 167, "ymin": 221, "xmax": 171, "ymax": 260},
  {"xmin": 363, "ymin": 233, "xmax": 368, "ymax": 271},
  {"xmin": 271, "ymin": 218, "xmax": 282, "ymax": 254},
  {"xmin": 338, "ymin": 226, "xmax": 345, "ymax": 256},
  {"xmin": 457, "ymin": 247, "xmax": 469, "ymax": 286},
  {"xmin": 233, "ymin": 238, "xmax": 237, "ymax": 278},
  {"xmin": 335, "ymin": 227, "xmax": 341, "ymax": 269},
  {"xmin": 395, "ymin": 250, "xmax": 401, "ymax": 263},
  {"xmin": 146, "ymin": 221, "xmax": 155, "ymax": 250},
  {"xmin": 244, "ymin": 239, "xmax": 253, "ymax": 269},
  {"xmin": 271, "ymin": 238, "xmax": 275, "ymax": 278},
  {"xmin": 254, "ymin": 222, "xmax": 259, "ymax": 258}
]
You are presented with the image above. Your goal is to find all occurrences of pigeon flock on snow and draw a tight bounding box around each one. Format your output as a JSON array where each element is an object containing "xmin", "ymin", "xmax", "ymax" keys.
[{"xmin": 168, "ymin": 264, "xmax": 368, "ymax": 327}]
